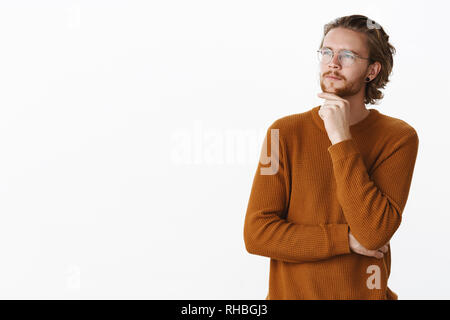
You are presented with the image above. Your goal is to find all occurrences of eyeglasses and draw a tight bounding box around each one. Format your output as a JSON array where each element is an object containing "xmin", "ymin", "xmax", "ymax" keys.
[{"xmin": 317, "ymin": 47, "xmax": 370, "ymax": 67}]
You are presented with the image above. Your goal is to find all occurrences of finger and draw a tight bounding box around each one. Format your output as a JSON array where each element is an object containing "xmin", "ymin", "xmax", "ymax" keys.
[
  {"xmin": 322, "ymin": 103, "xmax": 339, "ymax": 109},
  {"xmin": 367, "ymin": 249, "xmax": 384, "ymax": 259},
  {"xmin": 317, "ymin": 93, "xmax": 349, "ymax": 109},
  {"xmin": 323, "ymin": 98, "xmax": 346, "ymax": 106},
  {"xmin": 322, "ymin": 103, "xmax": 345, "ymax": 112},
  {"xmin": 319, "ymin": 104, "xmax": 333, "ymax": 112},
  {"xmin": 317, "ymin": 92, "xmax": 345, "ymax": 101},
  {"xmin": 318, "ymin": 111, "xmax": 323, "ymax": 119},
  {"xmin": 318, "ymin": 106, "xmax": 333, "ymax": 119},
  {"xmin": 321, "ymin": 101, "xmax": 339, "ymax": 108}
]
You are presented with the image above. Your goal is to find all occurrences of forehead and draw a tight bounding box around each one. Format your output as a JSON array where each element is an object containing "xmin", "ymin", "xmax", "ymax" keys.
[{"xmin": 322, "ymin": 27, "xmax": 368, "ymax": 56}]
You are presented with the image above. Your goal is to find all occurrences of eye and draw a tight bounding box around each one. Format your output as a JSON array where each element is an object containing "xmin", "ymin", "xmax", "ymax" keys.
[
  {"xmin": 322, "ymin": 49, "xmax": 332, "ymax": 56},
  {"xmin": 340, "ymin": 52, "xmax": 355, "ymax": 60}
]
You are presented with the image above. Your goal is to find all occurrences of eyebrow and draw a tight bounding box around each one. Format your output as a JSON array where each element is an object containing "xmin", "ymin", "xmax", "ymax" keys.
[{"xmin": 322, "ymin": 46, "xmax": 361, "ymax": 56}]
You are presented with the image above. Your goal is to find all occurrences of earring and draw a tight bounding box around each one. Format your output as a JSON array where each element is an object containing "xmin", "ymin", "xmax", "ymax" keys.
[{"xmin": 365, "ymin": 77, "xmax": 371, "ymax": 82}]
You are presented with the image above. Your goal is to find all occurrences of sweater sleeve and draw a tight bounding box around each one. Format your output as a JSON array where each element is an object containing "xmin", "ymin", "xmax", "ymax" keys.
[
  {"xmin": 243, "ymin": 122, "xmax": 351, "ymax": 263},
  {"xmin": 327, "ymin": 131, "xmax": 419, "ymax": 250}
]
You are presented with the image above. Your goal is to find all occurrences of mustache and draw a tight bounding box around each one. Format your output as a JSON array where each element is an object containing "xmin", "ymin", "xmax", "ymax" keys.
[{"xmin": 323, "ymin": 72, "xmax": 345, "ymax": 79}]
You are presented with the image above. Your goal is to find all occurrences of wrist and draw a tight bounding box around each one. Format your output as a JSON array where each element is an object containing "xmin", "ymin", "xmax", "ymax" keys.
[{"xmin": 331, "ymin": 134, "xmax": 352, "ymax": 145}]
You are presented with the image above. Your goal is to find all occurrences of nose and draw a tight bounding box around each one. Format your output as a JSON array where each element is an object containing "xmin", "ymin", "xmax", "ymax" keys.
[{"xmin": 328, "ymin": 52, "xmax": 341, "ymax": 69}]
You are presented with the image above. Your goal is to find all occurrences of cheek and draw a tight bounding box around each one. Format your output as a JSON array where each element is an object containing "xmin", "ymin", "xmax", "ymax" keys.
[
  {"xmin": 337, "ymin": 73, "xmax": 355, "ymax": 84},
  {"xmin": 348, "ymin": 70, "xmax": 366, "ymax": 82}
]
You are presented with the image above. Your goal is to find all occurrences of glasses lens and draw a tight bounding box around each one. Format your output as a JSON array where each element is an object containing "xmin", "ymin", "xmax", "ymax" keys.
[
  {"xmin": 339, "ymin": 51, "xmax": 356, "ymax": 66},
  {"xmin": 318, "ymin": 49, "xmax": 332, "ymax": 64}
]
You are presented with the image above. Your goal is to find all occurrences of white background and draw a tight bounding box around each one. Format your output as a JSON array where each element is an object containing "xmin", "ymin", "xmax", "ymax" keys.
[{"xmin": 0, "ymin": 0, "xmax": 448, "ymax": 299}]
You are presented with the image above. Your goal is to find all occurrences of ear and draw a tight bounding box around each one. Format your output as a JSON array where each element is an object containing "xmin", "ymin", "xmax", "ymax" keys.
[{"xmin": 367, "ymin": 61, "xmax": 382, "ymax": 79}]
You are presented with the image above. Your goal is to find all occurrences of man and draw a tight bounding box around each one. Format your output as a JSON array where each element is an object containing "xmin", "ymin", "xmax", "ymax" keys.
[{"xmin": 243, "ymin": 15, "xmax": 419, "ymax": 300}]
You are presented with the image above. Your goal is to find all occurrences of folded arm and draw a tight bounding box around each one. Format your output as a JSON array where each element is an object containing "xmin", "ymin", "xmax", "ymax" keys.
[
  {"xmin": 327, "ymin": 132, "xmax": 419, "ymax": 250},
  {"xmin": 244, "ymin": 122, "xmax": 351, "ymax": 263}
]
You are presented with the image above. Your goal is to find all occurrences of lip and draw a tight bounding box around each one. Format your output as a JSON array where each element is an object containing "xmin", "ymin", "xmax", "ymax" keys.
[{"xmin": 326, "ymin": 75, "xmax": 342, "ymax": 80}]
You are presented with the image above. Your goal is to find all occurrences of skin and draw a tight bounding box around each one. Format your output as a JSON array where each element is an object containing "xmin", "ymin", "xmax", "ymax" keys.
[{"xmin": 317, "ymin": 27, "xmax": 388, "ymax": 259}]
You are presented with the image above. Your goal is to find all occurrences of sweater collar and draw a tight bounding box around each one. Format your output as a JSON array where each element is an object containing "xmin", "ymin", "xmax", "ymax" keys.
[{"xmin": 311, "ymin": 105, "xmax": 380, "ymax": 134}]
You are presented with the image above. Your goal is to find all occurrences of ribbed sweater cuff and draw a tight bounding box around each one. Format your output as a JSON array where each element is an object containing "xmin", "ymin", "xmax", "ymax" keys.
[
  {"xmin": 327, "ymin": 139, "xmax": 360, "ymax": 162},
  {"xmin": 328, "ymin": 224, "xmax": 351, "ymax": 255}
]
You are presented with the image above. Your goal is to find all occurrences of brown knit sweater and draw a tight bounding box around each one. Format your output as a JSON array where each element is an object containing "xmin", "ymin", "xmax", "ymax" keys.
[{"xmin": 243, "ymin": 105, "xmax": 419, "ymax": 299}]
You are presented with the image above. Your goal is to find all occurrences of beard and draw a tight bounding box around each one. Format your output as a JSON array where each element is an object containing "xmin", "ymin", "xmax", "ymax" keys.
[{"xmin": 320, "ymin": 71, "xmax": 366, "ymax": 98}]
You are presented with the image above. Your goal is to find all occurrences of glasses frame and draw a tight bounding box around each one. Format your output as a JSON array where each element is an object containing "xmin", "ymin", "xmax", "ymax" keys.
[{"xmin": 317, "ymin": 47, "xmax": 371, "ymax": 66}]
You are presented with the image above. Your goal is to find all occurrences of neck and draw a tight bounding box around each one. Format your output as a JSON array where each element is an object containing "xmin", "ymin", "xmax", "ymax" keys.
[{"xmin": 342, "ymin": 90, "xmax": 370, "ymax": 126}]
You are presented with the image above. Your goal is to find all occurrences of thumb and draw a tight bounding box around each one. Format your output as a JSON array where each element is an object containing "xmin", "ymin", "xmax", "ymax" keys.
[{"xmin": 318, "ymin": 109, "xmax": 324, "ymax": 120}]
